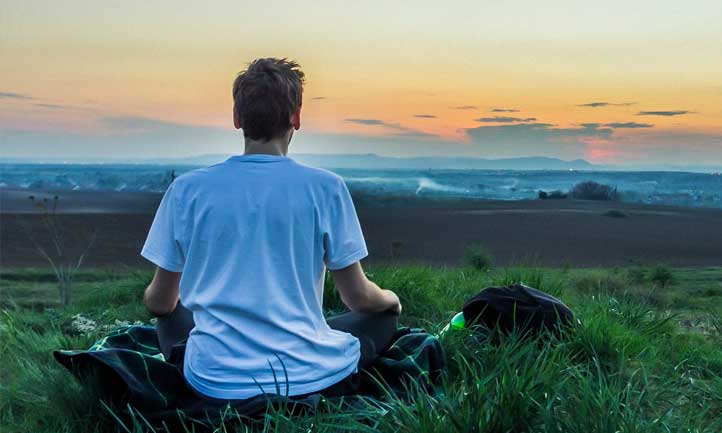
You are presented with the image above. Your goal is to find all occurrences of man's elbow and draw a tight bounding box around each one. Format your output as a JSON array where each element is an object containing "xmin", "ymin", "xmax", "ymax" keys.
[
  {"xmin": 143, "ymin": 286, "xmax": 176, "ymax": 317},
  {"xmin": 145, "ymin": 299, "xmax": 175, "ymax": 317}
]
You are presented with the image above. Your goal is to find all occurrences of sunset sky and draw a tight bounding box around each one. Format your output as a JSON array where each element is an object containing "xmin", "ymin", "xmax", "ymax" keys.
[{"xmin": 1, "ymin": 1, "xmax": 721, "ymax": 166}]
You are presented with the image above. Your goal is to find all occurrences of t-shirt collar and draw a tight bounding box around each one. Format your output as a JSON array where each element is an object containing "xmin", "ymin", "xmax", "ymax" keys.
[{"xmin": 227, "ymin": 154, "xmax": 291, "ymax": 163}]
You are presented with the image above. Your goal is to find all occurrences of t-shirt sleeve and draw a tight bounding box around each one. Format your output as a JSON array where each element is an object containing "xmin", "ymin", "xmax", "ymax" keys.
[
  {"xmin": 140, "ymin": 182, "xmax": 185, "ymax": 272},
  {"xmin": 323, "ymin": 178, "xmax": 368, "ymax": 270}
]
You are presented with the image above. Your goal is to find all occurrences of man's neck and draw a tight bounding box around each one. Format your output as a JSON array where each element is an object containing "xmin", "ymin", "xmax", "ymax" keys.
[{"xmin": 243, "ymin": 134, "xmax": 290, "ymax": 156}]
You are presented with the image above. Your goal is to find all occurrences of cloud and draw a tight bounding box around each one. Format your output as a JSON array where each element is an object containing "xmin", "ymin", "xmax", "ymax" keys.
[
  {"xmin": 35, "ymin": 103, "xmax": 65, "ymax": 109},
  {"xmin": 413, "ymin": 114, "xmax": 436, "ymax": 118},
  {"xmin": 476, "ymin": 116, "xmax": 537, "ymax": 123},
  {"xmin": 345, "ymin": 118, "xmax": 386, "ymax": 126},
  {"xmin": 4, "ymin": 115, "xmax": 722, "ymax": 166},
  {"xmin": 577, "ymin": 101, "xmax": 636, "ymax": 108},
  {"xmin": 0, "ymin": 92, "xmax": 33, "ymax": 100},
  {"xmin": 490, "ymin": 108, "xmax": 519, "ymax": 113},
  {"xmin": 578, "ymin": 102, "xmax": 609, "ymax": 108},
  {"xmin": 636, "ymin": 110, "xmax": 690, "ymax": 116},
  {"xmin": 0, "ymin": 93, "xmax": 96, "ymax": 112},
  {"xmin": 464, "ymin": 122, "xmax": 613, "ymax": 158},
  {"xmin": 344, "ymin": 118, "xmax": 438, "ymax": 139},
  {"xmin": 311, "ymin": 96, "xmax": 326, "ymax": 100},
  {"xmin": 0, "ymin": 116, "xmax": 237, "ymax": 159},
  {"xmin": 449, "ymin": 105, "xmax": 477, "ymax": 110},
  {"xmin": 603, "ymin": 122, "xmax": 653, "ymax": 128},
  {"xmin": 393, "ymin": 130, "xmax": 439, "ymax": 139},
  {"xmin": 97, "ymin": 116, "xmax": 223, "ymax": 135},
  {"xmin": 582, "ymin": 129, "xmax": 722, "ymax": 166}
]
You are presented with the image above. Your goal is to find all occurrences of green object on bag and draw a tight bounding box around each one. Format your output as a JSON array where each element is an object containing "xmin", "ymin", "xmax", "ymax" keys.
[
  {"xmin": 438, "ymin": 311, "xmax": 466, "ymax": 337},
  {"xmin": 450, "ymin": 311, "xmax": 466, "ymax": 329}
]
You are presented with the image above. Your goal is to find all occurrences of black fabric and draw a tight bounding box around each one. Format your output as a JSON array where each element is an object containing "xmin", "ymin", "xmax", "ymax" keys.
[
  {"xmin": 53, "ymin": 325, "xmax": 445, "ymax": 432},
  {"xmin": 461, "ymin": 284, "xmax": 574, "ymax": 336},
  {"xmin": 156, "ymin": 302, "xmax": 195, "ymax": 361}
]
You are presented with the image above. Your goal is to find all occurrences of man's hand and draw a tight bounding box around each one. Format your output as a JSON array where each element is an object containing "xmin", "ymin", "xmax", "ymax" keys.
[
  {"xmin": 330, "ymin": 262, "xmax": 402, "ymax": 315},
  {"xmin": 144, "ymin": 267, "xmax": 181, "ymax": 317}
]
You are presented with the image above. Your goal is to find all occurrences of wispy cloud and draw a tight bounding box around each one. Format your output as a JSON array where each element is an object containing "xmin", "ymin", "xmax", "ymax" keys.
[
  {"xmin": 1, "ymin": 115, "xmax": 237, "ymax": 159},
  {"xmin": 393, "ymin": 130, "xmax": 439, "ymax": 139},
  {"xmin": 636, "ymin": 110, "xmax": 690, "ymax": 116},
  {"xmin": 311, "ymin": 96, "xmax": 326, "ymax": 100},
  {"xmin": 603, "ymin": 122, "xmax": 653, "ymax": 128},
  {"xmin": 449, "ymin": 105, "xmax": 477, "ymax": 110},
  {"xmin": 413, "ymin": 114, "xmax": 436, "ymax": 118},
  {"xmin": 5, "ymin": 114, "xmax": 722, "ymax": 165},
  {"xmin": 465, "ymin": 122, "xmax": 613, "ymax": 158},
  {"xmin": 98, "ymin": 116, "xmax": 213, "ymax": 134},
  {"xmin": 475, "ymin": 116, "xmax": 537, "ymax": 123},
  {"xmin": 0, "ymin": 91, "xmax": 33, "ymax": 100},
  {"xmin": 345, "ymin": 118, "xmax": 386, "ymax": 126},
  {"xmin": 1, "ymin": 92, "xmax": 97, "ymax": 112},
  {"xmin": 577, "ymin": 101, "xmax": 635, "ymax": 108},
  {"xmin": 490, "ymin": 108, "xmax": 519, "ymax": 113},
  {"xmin": 35, "ymin": 103, "xmax": 65, "ymax": 109},
  {"xmin": 344, "ymin": 118, "xmax": 437, "ymax": 139}
]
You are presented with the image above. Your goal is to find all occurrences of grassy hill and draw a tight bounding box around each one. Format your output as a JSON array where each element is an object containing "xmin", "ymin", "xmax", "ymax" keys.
[{"xmin": 1, "ymin": 265, "xmax": 721, "ymax": 432}]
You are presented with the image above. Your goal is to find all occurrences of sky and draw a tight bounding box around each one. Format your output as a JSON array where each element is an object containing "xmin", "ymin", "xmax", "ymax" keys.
[{"xmin": 1, "ymin": 0, "xmax": 721, "ymax": 167}]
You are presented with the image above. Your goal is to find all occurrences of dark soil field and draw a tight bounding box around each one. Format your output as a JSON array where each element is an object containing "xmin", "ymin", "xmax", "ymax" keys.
[{"xmin": 2, "ymin": 188, "xmax": 722, "ymax": 268}]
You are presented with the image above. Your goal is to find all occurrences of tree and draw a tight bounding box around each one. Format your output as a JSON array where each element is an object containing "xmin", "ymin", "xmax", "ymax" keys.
[
  {"xmin": 25, "ymin": 195, "xmax": 96, "ymax": 306},
  {"xmin": 571, "ymin": 181, "xmax": 617, "ymax": 201}
]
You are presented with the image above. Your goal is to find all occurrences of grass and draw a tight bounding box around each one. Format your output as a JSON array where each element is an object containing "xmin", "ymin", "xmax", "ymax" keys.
[{"xmin": 2, "ymin": 265, "xmax": 722, "ymax": 432}]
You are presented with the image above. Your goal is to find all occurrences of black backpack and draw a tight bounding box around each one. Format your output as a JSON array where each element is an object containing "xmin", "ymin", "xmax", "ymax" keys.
[{"xmin": 461, "ymin": 284, "xmax": 574, "ymax": 336}]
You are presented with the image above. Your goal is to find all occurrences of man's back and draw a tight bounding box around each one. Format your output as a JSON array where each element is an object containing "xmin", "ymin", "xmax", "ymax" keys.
[{"xmin": 141, "ymin": 154, "xmax": 366, "ymax": 399}]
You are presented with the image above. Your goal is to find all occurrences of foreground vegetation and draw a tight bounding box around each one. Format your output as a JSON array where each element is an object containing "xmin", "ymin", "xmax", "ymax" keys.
[{"xmin": 1, "ymin": 265, "xmax": 721, "ymax": 432}]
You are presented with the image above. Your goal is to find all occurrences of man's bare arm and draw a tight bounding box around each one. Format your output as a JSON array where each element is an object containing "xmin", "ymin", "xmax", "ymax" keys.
[
  {"xmin": 330, "ymin": 262, "xmax": 401, "ymax": 314},
  {"xmin": 144, "ymin": 267, "xmax": 181, "ymax": 317}
]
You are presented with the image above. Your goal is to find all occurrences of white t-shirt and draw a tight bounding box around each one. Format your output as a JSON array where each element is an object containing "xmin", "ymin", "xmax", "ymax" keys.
[{"xmin": 140, "ymin": 154, "xmax": 366, "ymax": 400}]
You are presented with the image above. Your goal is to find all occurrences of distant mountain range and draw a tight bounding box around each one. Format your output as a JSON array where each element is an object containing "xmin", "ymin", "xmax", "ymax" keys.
[
  {"xmin": 292, "ymin": 154, "xmax": 597, "ymax": 170},
  {"xmin": 141, "ymin": 153, "xmax": 598, "ymax": 170},
  {"xmin": 23, "ymin": 153, "xmax": 594, "ymax": 170},
  {"xmin": 2, "ymin": 153, "xmax": 720, "ymax": 172}
]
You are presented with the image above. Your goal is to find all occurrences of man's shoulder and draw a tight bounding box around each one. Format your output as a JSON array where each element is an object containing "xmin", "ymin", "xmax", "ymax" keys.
[
  {"xmin": 167, "ymin": 164, "xmax": 225, "ymax": 196},
  {"xmin": 289, "ymin": 159, "xmax": 345, "ymax": 186},
  {"xmin": 172, "ymin": 166, "xmax": 214, "ymax": 186}
]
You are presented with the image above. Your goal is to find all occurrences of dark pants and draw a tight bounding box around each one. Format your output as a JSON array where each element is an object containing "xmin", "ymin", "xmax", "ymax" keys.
[{"xmin": 156, "ymin": 303, "xmax": 399, "ymax": 399}]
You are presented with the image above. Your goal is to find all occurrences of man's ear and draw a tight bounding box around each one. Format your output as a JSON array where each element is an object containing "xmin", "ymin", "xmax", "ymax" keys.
[
  {"xmin": 233, "ymin": 106, "xmax": 241, "ymax": 130},
  {"xmin": 290, "ymin": 108, "xmax": 301, "ymax": 131}
]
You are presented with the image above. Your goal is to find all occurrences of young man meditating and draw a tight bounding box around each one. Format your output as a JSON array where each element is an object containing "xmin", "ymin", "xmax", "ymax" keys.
[{"xmin": 140, "ymin": 58, "xmax": 402, "ymax": 402}]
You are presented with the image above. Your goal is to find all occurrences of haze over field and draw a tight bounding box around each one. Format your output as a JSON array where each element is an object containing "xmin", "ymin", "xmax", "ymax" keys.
[{"xmin": 1, "ymin": 1, "xmax": 721, "ymax": 168}]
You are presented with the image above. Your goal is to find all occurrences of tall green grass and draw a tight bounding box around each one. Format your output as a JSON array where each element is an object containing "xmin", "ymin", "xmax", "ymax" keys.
[{"xmin": 1, "ymin": 266, "xmax": 721, "ymax": 432}]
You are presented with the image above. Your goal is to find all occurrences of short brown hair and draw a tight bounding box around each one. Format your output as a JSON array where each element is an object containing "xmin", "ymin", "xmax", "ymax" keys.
[{"xmin": 232, "ymin": 58, "xmax": 305, "ymax": 142}]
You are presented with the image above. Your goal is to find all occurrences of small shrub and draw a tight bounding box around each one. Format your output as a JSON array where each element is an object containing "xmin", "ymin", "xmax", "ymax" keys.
[
  {"xmin": 708, "ymin": 313, "xmax": 722, "ymax": 337},
  {"xmin": 571, "ymin": 272, "xmax": 628, "ymax": 294},
  {"xmin": 649, "ymin": 265, "xmax": 675, "ymax": 288},
  {"xmin": 571, "ymin": 181, "xmax": 618, "ymax": 201},
  {"xmin": 603, "ymin": 210, "xmax": 628, "ymax": 218},
  {"xmin": 626, "ymin": 267, "xmax": 647, "ymax": 285},
  {"xmin": 538, "ymin": 190, "xmax": 568, "ymax": 199},
  {"xmin": 464, "ymin": 244, "xmax": 494, "ymax": 270},
  {"xmin": 24, "ymin": 196, "xmax": 96, "ymax": 306},
  {"xmin": 389, "ymin": 240, "xmax": 403, "ymax": 259}
]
